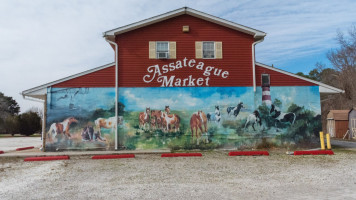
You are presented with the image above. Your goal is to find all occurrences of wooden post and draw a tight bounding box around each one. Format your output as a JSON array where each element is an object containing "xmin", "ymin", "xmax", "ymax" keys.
[
  {"xmin": 319, "ymin": 131, "xmax": 325, "ymax": 150},
  {"xmin": 42, "ymin": 95, "xmax": 47, "ymax": 152},
  {"xmin": 326, "ymin": 133, "xmax": 331, "ymax": 150}
]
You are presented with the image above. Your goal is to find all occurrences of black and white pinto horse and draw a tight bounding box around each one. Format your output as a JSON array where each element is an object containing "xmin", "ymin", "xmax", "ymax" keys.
[
  {"xmin": 227, "ymin": 102, "xmax": 244, "ymax": 117},
  {"xmin": 244, "ymin": 110, "xmax": 262, "ymax": 131},
  {"xmin": 207, "ymin": 106, "xmax": 221, "ymax": 124},
  {"xmin": 270, "ymin": 104, "xmax": 296, "ymax": 131}
]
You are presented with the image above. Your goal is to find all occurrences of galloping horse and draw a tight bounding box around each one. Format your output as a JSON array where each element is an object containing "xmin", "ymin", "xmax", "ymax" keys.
[
  {"xmin": 227, "ymin": 102, "xmax": 244, "ymax": 118},
  {"xmin": 244, "ymin": 110, "xmax": 262, "ymax": 131},
  {"xmin": 190, "ymin": 111, "xmax": 203, "ymax": 138},
  {"xmin": 139, "ymin": 107, "xmax": 151, "ymax": 130},
  {"xmin": 48, "ymin": 117, "xmax": 78, "ymax": 141},
  {"xmin": 161, "ymin": 112, "xmax": 180, "ymax": 132},
  {"xmin": 270, "ymin": 104, "xmax": 296, "ymax": 131}
]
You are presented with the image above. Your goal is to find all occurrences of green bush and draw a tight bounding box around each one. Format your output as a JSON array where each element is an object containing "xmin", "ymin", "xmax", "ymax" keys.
[{"xmin": 18, "ymin": 111, "xmax": 41, "ymax": 136}]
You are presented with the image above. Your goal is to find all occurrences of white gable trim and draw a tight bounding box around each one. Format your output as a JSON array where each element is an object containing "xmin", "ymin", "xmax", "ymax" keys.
[
  {"xmin": 256, "ymin": 62, "xmax": 344, "ymax": 94},
  {"xmin": 103, "ymin": 7, "xmax": 266, "ymax": 40},
  {"xmin": 22, "ymin": 62, "xmax": 115, "ymax": 98}
]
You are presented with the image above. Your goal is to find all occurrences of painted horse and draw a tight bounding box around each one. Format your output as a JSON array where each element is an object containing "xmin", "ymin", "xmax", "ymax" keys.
[
  {"xmin": 207, "ymin": 106, "xmax": 221, "ymax": 124},
  {"xmin": 48, "ymin": 117, "xmax": 78, "ymax": 141},
  {"xmin": 244, "ymin": 110, "xmax": 262, "ymax": 131},
  {"xmin": 139, "ymin": 107, "xmax": 151, "ymax": 130},
  {"xmin": 227, "ymin": 102, "xmax": 244, "ymax": 117},
  {"xmin": 270, "ymin": 104, "xmax": 296, "ymax": 131},
  {"xmin": 190, "ymin": 111, "xmax": 203, "ymax": 138},
  {"xmin": 151, "ymin": 110, "xmax": 163, "ymax": 130},
  {"xmin": 161, "ymin": 111, "xmax": 180, "ymax": 132},
  {"xmin": 195, "ymin": 110, "xmax": 208, "ymax": 133}
]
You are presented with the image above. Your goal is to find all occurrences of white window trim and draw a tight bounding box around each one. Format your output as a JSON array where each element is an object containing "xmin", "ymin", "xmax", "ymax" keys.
[
  {"xmin": 202, "ymin": 41, "xmax": 215, "ymax": 59},
  {"xmin": 156, "ymin": 41, "xmax": 170, "ymax": 59}
]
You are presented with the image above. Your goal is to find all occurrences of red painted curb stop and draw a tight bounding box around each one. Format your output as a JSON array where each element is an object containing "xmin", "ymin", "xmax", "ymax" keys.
[
  {"xmin": 16, "ymin": 146, "xmax": 34, "ymax": 151},
  {"xmin": 294, "ymin": 150, "xmax": 334, "ymax": 155},
  {"xmin": 92, "ymin": 154, "xmax": 135, "ymax": 159},
  {"xmin": 0, "ymin": 151, "xmax": 4, "ymax": 154},
  {"xmin": 24, "ymin": 156, "xmax": 70, "ymax": 161},
  {"xmin": 228, "ymin": 151, "xmax": 269, "ymax": 156},
  {"xmin": 161, "ymin": 153, "xmax": 202, "ymax": 157}
]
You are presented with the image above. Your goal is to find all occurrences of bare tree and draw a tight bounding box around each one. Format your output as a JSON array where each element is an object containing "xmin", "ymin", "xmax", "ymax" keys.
[{"xmin": 327, "ymin": 26, "xmax": 356, "ymax": 108}]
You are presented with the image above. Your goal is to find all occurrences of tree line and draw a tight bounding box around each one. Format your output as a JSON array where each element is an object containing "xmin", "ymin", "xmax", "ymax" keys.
[
  {"xmin": 296, "ymin": 26, "xmax": 356, "ymax": 132},
  {"xmin": 0, "ymin": 92, "xmax": 41, "ymax": 136}
]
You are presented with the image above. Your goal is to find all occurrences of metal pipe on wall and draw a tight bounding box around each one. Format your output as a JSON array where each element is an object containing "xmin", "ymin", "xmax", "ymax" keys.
[
  {"xmin": 105, "ymin": 38, "xmax": 119, "ymax": 150},
  {"xmin": 252, "ymin": 38, "xmax": 264, "ymax": 92}
]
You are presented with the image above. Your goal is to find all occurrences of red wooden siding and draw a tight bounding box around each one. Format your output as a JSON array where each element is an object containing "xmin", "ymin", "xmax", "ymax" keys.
[
  {"xmin": 116, "ymin": 14, "xmax": 255, "ymax": 87},
  {"xmin": 53, "ymin": 65, "xmax": 115, "ymax": 87},
  {"xmin": 255, "ymin": 64, "xmax": 317, "ymax": 86}
]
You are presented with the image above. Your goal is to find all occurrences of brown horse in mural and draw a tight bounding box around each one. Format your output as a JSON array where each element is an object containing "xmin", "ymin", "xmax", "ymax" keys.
[
  {"xmin": 48, "ymin": 117, "xmax": 78, "ymax": 141},
  {"xmin": 198, "ymin": 111, "xmax": 208, "ymax": 133},
  {"xmin": 161, "ymin": 112, "xmax": 180, "ymax": 132},
  {"xmin": 139, "ymin": 107, "xmax": 151, "ymax": 130},
  {"xmin": 190, "ymin": 111, "xmax": 203, "ymax": 138},
  {"xmin": 165, "ymin": 106, "xmax": 170, "ymax": 114},
  {"xmin": 151, "ymin": 110, "xmax": 163, "ymax": 130}
]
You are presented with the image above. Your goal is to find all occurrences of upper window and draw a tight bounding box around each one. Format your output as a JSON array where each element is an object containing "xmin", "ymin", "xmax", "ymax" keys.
[
  {"xmin": 195, "ymin": 41, "xmax": 222, "ymax": 59},
  {"xmin": 262, "ymin": 74, "xmax": 270, "ymax": 87},
  {"xmin": 203, "ymin": 42, "xmax": 215, "ymax": 58},
  {"xmin": 156, "ymin": 42, "xmax": 169, "ymax": 59},
  {"xmin": 149, "ymin": 41, "xmax": 176, "ymax": 59}
]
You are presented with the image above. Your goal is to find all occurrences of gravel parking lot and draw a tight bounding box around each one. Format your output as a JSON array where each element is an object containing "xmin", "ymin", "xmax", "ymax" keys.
[{"xmin": 1, "ymin": 150, "xmax": 356, "ymax": 200}]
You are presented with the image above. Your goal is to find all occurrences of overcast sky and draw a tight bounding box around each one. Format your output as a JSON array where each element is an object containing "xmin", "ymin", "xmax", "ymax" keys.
[{"xmin": 1, "ymin": 0, "xmax": 356, "ymax": 113}]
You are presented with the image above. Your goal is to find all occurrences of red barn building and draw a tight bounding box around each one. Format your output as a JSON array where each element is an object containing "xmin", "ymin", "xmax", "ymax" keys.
[{"xmin": 22, "ymin": 7, "xmax": 342, "ymax": 151}]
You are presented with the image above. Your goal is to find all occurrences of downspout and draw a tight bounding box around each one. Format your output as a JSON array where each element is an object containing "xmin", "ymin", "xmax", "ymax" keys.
[
  {"xmin": 252, "ymin": 37, "xmax": 264, "ymax": 92},
  {"xmin": 105, "ymin": 38, "xmax": 119, "ymax": 150}
]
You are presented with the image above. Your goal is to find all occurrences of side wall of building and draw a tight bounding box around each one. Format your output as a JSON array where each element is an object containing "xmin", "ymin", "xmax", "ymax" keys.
[{"xmin": 44, "ymin": 85, "xmax": 321, "ymax": 151}]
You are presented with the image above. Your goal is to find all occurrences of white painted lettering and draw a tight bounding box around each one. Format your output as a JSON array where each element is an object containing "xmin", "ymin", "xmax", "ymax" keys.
[
  {"xmin": 222, "ymin": 71, "xmax": 229, "ymax": 78},
  {"xmin": 188, "ymin": 59, "xmax": 196, "ymax": 67},
  {"xmin": 203, "ymin": 66, "xmax": 214, "ymax": 76},
  {"xmin": 157, "ymin": 76, "xmax": 174, "ymax": 87}
]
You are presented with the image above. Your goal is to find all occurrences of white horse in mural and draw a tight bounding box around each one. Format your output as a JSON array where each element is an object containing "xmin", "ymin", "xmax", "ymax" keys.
[{"xmin": 48, "ymin": 117, "xmax": 78, "ymax": 141}]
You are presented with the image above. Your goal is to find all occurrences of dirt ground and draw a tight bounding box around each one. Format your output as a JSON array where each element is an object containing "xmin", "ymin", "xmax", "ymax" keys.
[{"xmin": 0, "ymin": 150, "xmax": 355, "ymax": 200}]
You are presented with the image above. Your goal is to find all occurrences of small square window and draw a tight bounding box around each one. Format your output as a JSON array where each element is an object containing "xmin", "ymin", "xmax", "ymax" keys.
[
  {"xmin": 262, "ymin": 74, "xmax": 270, "ymax": 87},
  {"xmin": 156, "ymin": 42, "xmax": 169, "ymax": 59},
  {"xmin": 203, "ymin": 42, "xmax": 215, "ymax": 58}
]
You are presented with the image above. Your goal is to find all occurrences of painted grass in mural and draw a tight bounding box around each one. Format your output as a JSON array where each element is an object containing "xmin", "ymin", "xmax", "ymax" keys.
[
  {"xmin": 45, "ymin": 87, "xmax": 118, "ymax": 151},
  {"xmin": 119, "ymin": 86, "xmax": 321, "ymax": 150}
]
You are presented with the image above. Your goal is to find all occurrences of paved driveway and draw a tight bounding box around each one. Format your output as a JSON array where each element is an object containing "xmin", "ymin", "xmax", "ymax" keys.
[
  {"xmin": 0, "ymin": 137, "xmax": 42, "ymax": 152},
  {"xmin": 331, "ymin": 139, "xmax": 356, "ymax": 149}
]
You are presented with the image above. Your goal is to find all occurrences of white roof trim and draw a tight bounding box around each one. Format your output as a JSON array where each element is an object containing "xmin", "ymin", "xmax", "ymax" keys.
[
  {"xmin": 103, "ymin": 7, "xmax": 266, "ymax": 40},
  {"xmin": 256, "ymin": 62, "xmax": 344, "ymax": 94},
  {"xmin": 22, "ymin": 62, "xmax": 115, "ymax": 98}
]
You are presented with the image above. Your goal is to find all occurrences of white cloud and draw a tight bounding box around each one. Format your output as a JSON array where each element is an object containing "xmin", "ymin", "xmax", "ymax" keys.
[{"xmin": 1, "ymin": 0, "xmax": 355, "ymax": 112}]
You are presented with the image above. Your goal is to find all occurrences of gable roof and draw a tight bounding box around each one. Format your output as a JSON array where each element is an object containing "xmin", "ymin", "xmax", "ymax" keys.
[
  {"xmin": 103, "ymin": 7, "xmax": 266, "ymax": 42},
  {"xmin": 256, "ymin": 62, "xmax": 344, "ymax": 94},
  {"xmin": 21, "ymin": 62, "xmax": 115, "ymax": 100},
  {"xmin": 327, "ymin": 110, "xmax": 349, "ymax": 120}
]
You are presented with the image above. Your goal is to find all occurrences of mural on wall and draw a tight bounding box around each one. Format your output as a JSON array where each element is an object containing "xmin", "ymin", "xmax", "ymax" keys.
[
  {"xmin": 118, "ymin": 86, "xmax": 321, "ymax": 150},
  {"xmin": 46, "ymin": 87, "xmax": 118, "ymax": 151},
  {"xmin": 45, "ymin": 86, "xmax": 321, "ymax": 151}
]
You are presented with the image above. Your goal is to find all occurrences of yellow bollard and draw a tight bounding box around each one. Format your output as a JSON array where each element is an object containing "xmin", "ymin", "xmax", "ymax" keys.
[
  {"xmin": 320, "ymin": 131, "xmax": 325, "ymax": 150},
  {"xmin": 326, "ymin": 133, "xmax": 331, "ymax": 150}
]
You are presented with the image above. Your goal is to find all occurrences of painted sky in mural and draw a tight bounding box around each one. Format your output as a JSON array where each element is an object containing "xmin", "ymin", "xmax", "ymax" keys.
[{"xmin": 119, "ymin": 86, "xmax": 320, "ymax": 114}]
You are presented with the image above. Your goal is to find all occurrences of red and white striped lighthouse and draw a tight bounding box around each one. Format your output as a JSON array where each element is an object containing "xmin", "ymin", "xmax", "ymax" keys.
[{"xmin": 262, "ymin": 86, "xmax": 272, "ymax": 106}]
